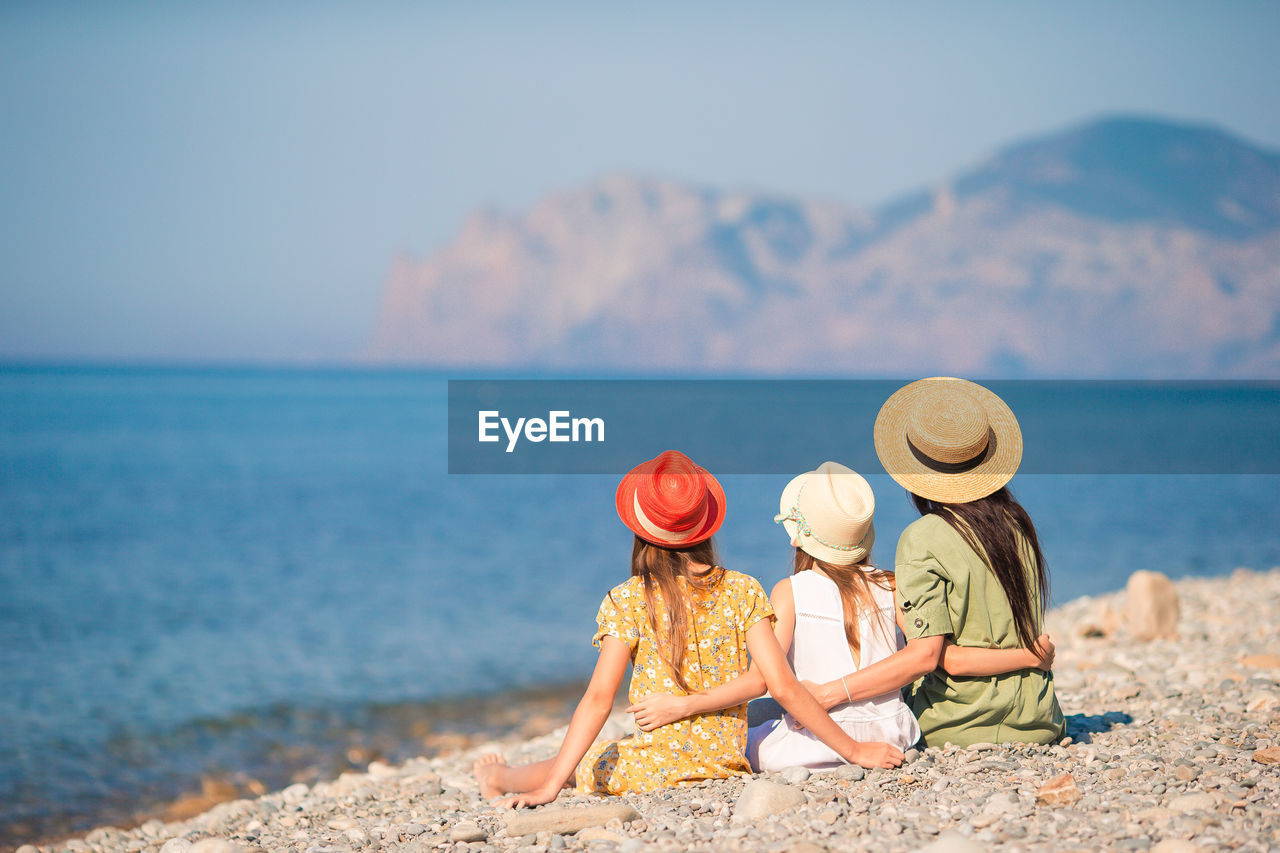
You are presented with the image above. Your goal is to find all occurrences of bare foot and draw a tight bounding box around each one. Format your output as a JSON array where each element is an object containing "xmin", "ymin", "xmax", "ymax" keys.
[{"xmin": 473, "ymin": 753, "xmax": 508, "ymax": 798}]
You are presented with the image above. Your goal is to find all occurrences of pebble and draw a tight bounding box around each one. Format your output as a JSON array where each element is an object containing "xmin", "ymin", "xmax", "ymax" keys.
[
  {"xmin": 505, "ymin": 803, "xmax": 640, "ymax": 837},
  {"xmin": 733, "ymin": 779, "xmax": 807, "ymax": 820},
  {"xmin": 1167, "ymin": 793, "xmax": 1217, "ymax": 813},
  {"xmin": 779, "ymin": 765, "xmax": 811, "ymax": 784},
  {"xmin": 1035, "ymin": 772, "xmax": 1082, "ymax": 806},
  {"xmin": 33, "ymin": 570, "xmax": 1280, "ymax": 853},
  {"xmin": 832, "ymin": 764, "xmax": 865, "ymax": 781}
]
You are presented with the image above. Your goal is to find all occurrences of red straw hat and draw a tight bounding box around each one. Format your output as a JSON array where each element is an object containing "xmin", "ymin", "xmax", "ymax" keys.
[{"xmin": 616, "ymin": 451, "xmax": 726, "ymax": 547}]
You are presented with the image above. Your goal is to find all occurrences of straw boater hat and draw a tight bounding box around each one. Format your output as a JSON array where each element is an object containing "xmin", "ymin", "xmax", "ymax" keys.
[
  {"xmin": 873, "ymin": 377, "xmax": 1023, "ymax": 504},
  {"xmin": 616, "ymin": 450, "xmax": 726, "ymax": 547},
  {"xmin": 775, "ymin": 461, "xmax": 876, "ymax": 566}
]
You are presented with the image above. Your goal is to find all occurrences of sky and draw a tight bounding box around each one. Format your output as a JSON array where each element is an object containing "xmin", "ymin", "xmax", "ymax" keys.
[{"xmin": 2, "ymin": 1, "xmax": 1279, "ymax": 363}]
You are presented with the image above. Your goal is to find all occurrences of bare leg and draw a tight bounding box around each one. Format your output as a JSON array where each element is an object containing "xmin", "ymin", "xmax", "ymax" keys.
[{"xmin": 473, "ymin": 755, "xmax": 560, "ymax": 799}]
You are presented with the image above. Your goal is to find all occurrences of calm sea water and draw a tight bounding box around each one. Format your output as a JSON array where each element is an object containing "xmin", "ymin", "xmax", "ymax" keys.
[{"xmin": 1, "ymin": 366, "xmax": 1277, "ymax": 841}]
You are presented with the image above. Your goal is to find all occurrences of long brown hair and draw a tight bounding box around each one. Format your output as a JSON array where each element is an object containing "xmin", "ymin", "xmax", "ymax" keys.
[
  {"xmin": 793, "ymin": 549, "xmax": 895, "ymax": 662},
  {"xmin": 627, "ymin": 535, "xmax": 721, "ymax": 694},
  {"xmin": 911, "ymin": 487, "xmax": 1049, "ymax": 650}
]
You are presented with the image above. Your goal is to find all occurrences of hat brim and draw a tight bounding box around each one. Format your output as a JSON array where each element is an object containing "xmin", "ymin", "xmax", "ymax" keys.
[
  {"xmin": 615, "ymin": 459, "xmax": 726, "ymax": 547},
  {"xmin": 873, "ymin": 378, "xmax": 1023, "ymax": 504}
]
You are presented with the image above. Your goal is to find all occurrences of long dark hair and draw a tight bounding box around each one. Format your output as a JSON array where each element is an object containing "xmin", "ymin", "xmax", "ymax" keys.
[
  {"xmin": 911, "ymin": 487, "xmax": 1049, "ymax": 650},
  {"xmin": 627, "ymin": 535, "xmax": 721, "ymax": 694},
  {"xmin": 793, "ymin": 548, "xmax": 894, "ymax": 663}
]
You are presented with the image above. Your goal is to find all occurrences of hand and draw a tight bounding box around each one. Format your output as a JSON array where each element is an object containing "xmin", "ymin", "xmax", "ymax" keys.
[
  {"xmin": 496, "ymin": 785, "xmax": 560, "ymax": 809},
  {"xmin": 847, "ymin": 741, "xmax": 905, "ymax": 769},
  {"xmin": 799, "ymin": 679, "xmax": 838, "ymax": 710},
  {"xmin": 1032, "ymin": 633, "xmax": 1055, "ymax": 671},
  {"xmin": 626, "ymin": 693, "xmax": 690, "ymax": 731}
]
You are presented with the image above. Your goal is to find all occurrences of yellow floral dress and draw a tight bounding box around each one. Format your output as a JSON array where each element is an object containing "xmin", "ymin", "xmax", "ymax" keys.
[{"xmin": 575, "ymin": 568, "xmax": 774, "ymax": 794}]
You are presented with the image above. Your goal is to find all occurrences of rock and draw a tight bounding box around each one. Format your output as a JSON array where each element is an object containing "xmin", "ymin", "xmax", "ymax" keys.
[
  {"xmin": 780, "ymin": 765, "xmax": 811, "ymax": 784},
  {"xmin": 1150, "ymin": 841, "xmax": 1203, "ymax": 853},
  {"xmin": 577, "ymin": 827, "xmax": 626, "ymax": 843},
  {"xmin": 1168, "ymin": 793, "xmax": 1216, "ymax": 813},
  {"xmin": 189, "ymin": 842, "xmax": 245, "ymax": 853},
  {"xmin": 159, "ymin": 841, "xmax": 192, "ymax": 853},
  {"xmin": 1174, "ymin": 764, "xmax": 1199, "ymax": 781},
  {"xmin": 916, "ymin": 829, "xmax": 986, "ymax": 853},
  {"xmin": 1035, "ymin": 773, "xmax": 1082, "ymax": 806},
  {"xmin": 832, "ymin": 764, "xmax": 864, "ymax": 781},
  {"xmin": 1240, "ymin": 653, "xmax": 1280, "ymax": 668},
  {"xmin": 16, "ymin": 846, "xmax": 41, "ymax": 853},
  {"xmin": 281, "ymin": 782, "xmax": 309, "ymax": 803},
  {"xmin": 449, "ymin": 821, "xmax": 486, "ymax": 842},
  {"xmin": 505, "ymin": 803, "xmax": 641, "ymax": 836},
  {"xmin": 1125, "ymin": 571, "xmax": 1179, "ymax": 640},
  {"xmin": 1077, "ymin": 601, "xmax": 1123, "ymax": 638},
  {"xmin": 982, "ymin": 791, "xmax": 1020, "ymax": 815},
  {"xmin": 1254, "ymin": 746, "xmax": 1280, "ymax": 764},
  {"xmin": 1246, "ymin": 692, "xmax": 1279, "ymax": 713},
  {"xmin": 734, "ymin": 779, "xmax": 808, "ymax": 820},
  {"xmin": 782, "ymin": 843, "xmax": 826, "ymax": 853}
]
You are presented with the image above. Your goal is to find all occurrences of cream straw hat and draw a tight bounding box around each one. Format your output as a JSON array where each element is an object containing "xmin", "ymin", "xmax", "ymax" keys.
[
  {"xmin": 775, "ymin": 461, "xmax": 876, "ymax": 566},
  {"xmin": 873, "ymin": 378, "xmax": 1023, "ymax": 504}
]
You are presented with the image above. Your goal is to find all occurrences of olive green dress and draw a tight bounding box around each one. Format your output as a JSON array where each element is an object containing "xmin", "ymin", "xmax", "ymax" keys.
[{"xmin": 895, "ymin": 513, "xmax": 1065, "ymax": 747}]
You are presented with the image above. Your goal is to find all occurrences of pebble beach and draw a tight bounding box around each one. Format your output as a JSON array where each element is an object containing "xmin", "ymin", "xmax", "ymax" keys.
[{"xmin": 23, "ymin": 568, "xmax": 1280, "ymax": 853}]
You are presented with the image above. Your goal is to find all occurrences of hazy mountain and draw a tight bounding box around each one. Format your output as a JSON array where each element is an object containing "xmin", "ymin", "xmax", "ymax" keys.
[{"xmin": 367, "ymin": 116, "xmax": 1280, "ymax": 376}]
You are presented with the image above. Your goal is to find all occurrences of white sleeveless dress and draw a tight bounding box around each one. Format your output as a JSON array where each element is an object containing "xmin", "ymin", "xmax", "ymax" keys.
[{"xmin": 747, "ymin": 571, "xmax": 921, "ymax": 771}]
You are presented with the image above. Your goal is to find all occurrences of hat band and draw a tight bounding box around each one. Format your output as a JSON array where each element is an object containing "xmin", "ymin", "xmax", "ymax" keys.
[
  {"xmin": 907, "ymin": 428, "xmax": 996, "ymax": 474},
  {"xmin": 775, "ymin": 503, "xmax": 872, "ymax": 556},
  {"xmin": 633, "ymin": 492, "xmax": 708, "ymax": 544}
]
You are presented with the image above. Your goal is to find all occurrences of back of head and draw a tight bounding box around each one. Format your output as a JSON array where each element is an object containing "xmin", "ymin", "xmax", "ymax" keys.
[
  {"xmin": 629, "ymin": 535, "xmax": 720, "ymax": 694},
  {"xmin": 911, "ymin": 488, "xmax": 1049, "ymax": 649}
]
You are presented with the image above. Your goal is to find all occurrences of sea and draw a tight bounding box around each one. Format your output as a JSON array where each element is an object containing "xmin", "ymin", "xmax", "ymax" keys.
[{"xmin": 1, "ymin": 366, "xmax": 1278, "ymax": 844}]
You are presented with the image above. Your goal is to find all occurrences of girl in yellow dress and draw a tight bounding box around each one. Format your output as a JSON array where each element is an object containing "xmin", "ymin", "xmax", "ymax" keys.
[{"xmin": 473, "ymin": 450, "xmax": 903, "ymax": 807}]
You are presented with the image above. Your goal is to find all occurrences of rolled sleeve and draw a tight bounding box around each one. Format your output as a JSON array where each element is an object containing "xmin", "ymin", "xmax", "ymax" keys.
[
  {"xmin": 738, "ymin": 576, "xmax": 776, "ymax": 632},
  {"xmin": 895, "ymin": 555, "xmax": 954, "ymax": 641},
  {"xmin": 591, "ymin": 584, "xmax": 640, "ymax": 652}
]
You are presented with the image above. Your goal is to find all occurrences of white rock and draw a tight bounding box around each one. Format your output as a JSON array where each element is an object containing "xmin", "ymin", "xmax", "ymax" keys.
[
  {"xmin": 916, "ymin": 829, "xmax": 986, "ymax": 853},
  {"xmin": 159, "ymin": 840, "xmax": 193, "ymax": 853},
  {"xmin": 189, "ymin": 842, "xmax": 246, "ymax": 853},
  {"xmin": 1168, "ymin": 792, "xmax": 1216, "ymax": 813},
  {"xmin": 733, "ymin": 779, "xmax": 807, "ymax": 820},
  {"xmin": 780, "ymin": 765, "xmax": 811, "ymax": 784},
  {"xmin": 1151, "ymin": 841, "xmax": 1204, "ymax": 853},
  {"xmin": 281, "ymin": 783, "xmax": 310, "ymax": 803},
  {"xmin": 1126, "ymin": 570, "xmax": 1179, "ymax": 640}
]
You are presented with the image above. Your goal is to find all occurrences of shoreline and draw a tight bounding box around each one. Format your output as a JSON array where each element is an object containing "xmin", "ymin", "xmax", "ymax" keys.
[
  {"xmin": 4, "ymin": 684, "xmax": 593, "ymax": 852},
  {"xmin": 17, "ymin": 568, "xmax": 1280, "ymax": 853}
]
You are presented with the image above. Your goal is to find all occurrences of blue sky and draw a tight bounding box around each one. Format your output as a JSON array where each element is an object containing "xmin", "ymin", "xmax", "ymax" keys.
[{"xmin": 2, "ymin": 1, "xmax": 1279, "ymax": 362}]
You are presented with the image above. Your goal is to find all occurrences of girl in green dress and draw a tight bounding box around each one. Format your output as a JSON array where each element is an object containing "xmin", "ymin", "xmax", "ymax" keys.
[{"xmin": 803, "ymin": 378, "xmax": 1065, "ymax": 747}]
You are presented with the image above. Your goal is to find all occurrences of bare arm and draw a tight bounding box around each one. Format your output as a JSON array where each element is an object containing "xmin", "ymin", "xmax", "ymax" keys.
[
  {"xmin": 499, "ymin": 635, "xmax": 631, "ymax": 807},
  {"xmin": 940, "ymin": 634, "xmax": 1054, "ymax": 676},
  {"xmin": 748, "ymin": 619, "xmax": 903, "ymax": 769},
  {"xmin": 628, "ymin": 578, "xmax": 796, "ymax": 730},
  {"xmin": 801, "ymin": 604, "xmax": 945, "ymax": 710}
]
